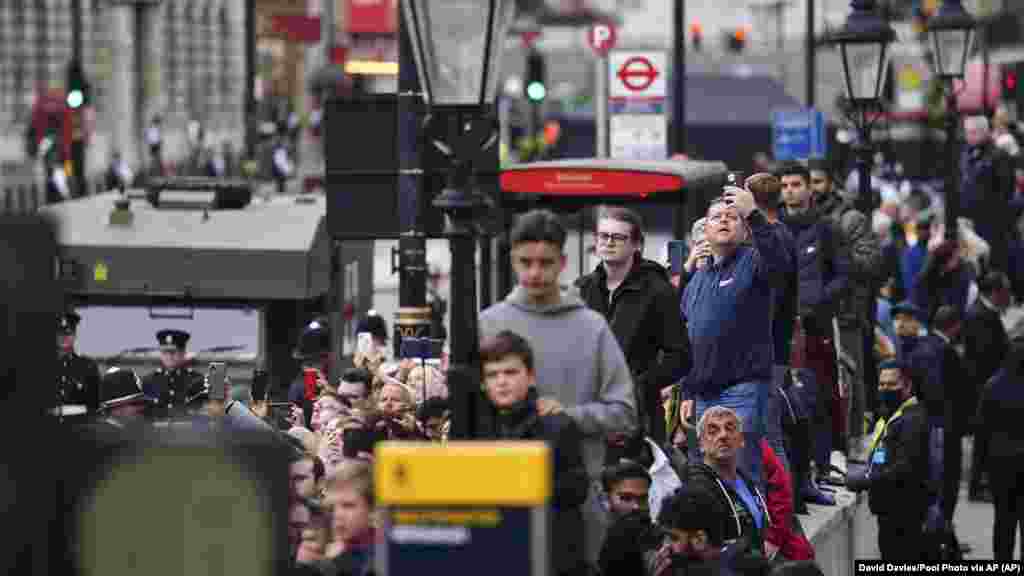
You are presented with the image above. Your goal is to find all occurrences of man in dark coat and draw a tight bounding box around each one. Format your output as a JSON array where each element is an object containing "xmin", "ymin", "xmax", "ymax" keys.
[
  {"xmin": 479, "ymin": 330, "xmax": 590, "ymax": 576},
  {"xmin": 847, "ymin": 359, "xmax": 932, "ymax": 561},
  {"xmin": 56, "ymin": 311, "xmax": 101, "ymax": 421},
  {"xmin": 142, "ymin": 329, "xmax": 204, "ymax": 420},
  {"xmin": 961, "ymin": 115, "xmax": 1016, "ymax": 272},
  {"xmin": 779, "ymin": 162, "xmax": 851, "ymax": 481},
  {"xmin": 962, "ymin": 271, "xmax": 1012, "ymax": 500},
  {"xmin": 975, "ymin": 337, "xmax": 1024, "ymax": 560},
  {"xmin": 907, "ymin": 305, "xmax": 968, "ymax": 541},
  {"xmin": 575, "ymin": 205, "xmax": 688, "ymax": 443}
]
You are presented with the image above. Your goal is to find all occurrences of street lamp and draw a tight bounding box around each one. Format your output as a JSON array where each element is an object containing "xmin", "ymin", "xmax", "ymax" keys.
[
  {"xmin": 927, "ymin": 0, "xmax": 976, "ymax": 242},
  {"xmin": 401, "ymin": 0, "xmax": 513, "ymax": 439},
  {"xmin": 826, "ymin": 0, "xmax": 896, "ymax": 217},
  {"xmin": 825, "ymin": 0, "xmax": 895, "ymax": 449}
]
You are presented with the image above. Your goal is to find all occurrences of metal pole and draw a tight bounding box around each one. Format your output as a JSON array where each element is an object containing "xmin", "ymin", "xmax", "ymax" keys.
[
  {"xmin": 944, "ymin": 89, "xmax": 960, "ymax": 242},
  {"xmin": 479, "ymin": 235, "xmax": 493, "ymax": 308},
  {"xmin": 329, "ymin": 240, "xmax": 343, "ymax": 383},
  {"xmin": 855, "ymin": 138, "xmax": 873, "ymax": 218},
  {"xmin": 71, "ymin": 0, "xmax": 81, "ymax": 60},
  {"xmin": 806, "ymin": 0, "xmax": 815, "ymax": 107},
  {"xmin": 595, "ymin": 57, "xmax": 608, "ymax": 158},
  {"xmin": 70, "ymin": 0, "xmax": 86, "ymax": 199},
  {"xmin": 671, "ymin": 0, "xmax": 687, "ymax": 155},
  {"xmin": 395, "ymin": 12, "xmax": 431, "ymax": 358},
  {"xmin": 245, "ymin": 0, "xmax": 256, "ymax": 159},
  {"xmin": 446, "ymin": 225, "xmax": 481, "ymax": 439}
]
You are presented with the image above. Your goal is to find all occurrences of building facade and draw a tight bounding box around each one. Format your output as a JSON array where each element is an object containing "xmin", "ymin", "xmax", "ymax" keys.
[{"xmin": 0, "ymin": 0, "xmax": 247, "ymax": 177}]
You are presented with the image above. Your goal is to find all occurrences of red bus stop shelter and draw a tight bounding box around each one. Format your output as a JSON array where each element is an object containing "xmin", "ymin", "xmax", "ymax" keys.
[{"xmin": 495, "ymin": 158, "xmax": 729, "ymax": 296}]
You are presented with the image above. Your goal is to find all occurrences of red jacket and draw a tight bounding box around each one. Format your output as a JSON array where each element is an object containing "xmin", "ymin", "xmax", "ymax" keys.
[{"xmin": 761, "ymin": 439, "xmax": 815, "ymax": 561}]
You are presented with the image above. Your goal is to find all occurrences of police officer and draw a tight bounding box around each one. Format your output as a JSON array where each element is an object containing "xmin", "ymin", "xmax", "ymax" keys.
[
  {"xmin": 56, "ymin": 311, "xmax": 101, "ymax": 421},
  {"xmin": 142, "ymin": 329, "xmax": 204, "ymax": 419}
]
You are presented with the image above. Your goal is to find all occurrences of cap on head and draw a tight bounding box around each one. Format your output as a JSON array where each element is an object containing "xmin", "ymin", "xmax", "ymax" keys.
[
  {"xmin": 293, "ymin": 317, "xmax": 331, "ymax": 360},
  {"xmin": 58, "ymin": 311, "xmax": 81, "ymax": 335},
  {"xmin": 99, "ymin": 367, "xmax": 149, "ymax": 411},
  {"xmin": 156, "ymin": 329, "xmax": 190, "ymax": 351},
  {"xmin": 355, "ymin": 310, "xmax": 388, "ymax": 344}
]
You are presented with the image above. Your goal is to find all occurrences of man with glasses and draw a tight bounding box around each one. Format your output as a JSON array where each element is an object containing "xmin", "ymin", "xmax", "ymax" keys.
[
  {"xmin": 681, "ymin": 186, "xmax": 793, "ymax": 491},
  {"xmin": 576, "ymin": 206, "xmax": 688, "ymax": 444}
]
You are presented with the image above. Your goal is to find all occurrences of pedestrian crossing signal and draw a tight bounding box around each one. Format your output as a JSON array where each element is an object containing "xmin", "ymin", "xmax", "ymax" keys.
[
  {"xmin": 66, "ymin": 90, "xmax": 84, "ymax": 110},
  {"xmin": 65, "ymin": 60, "xmax": 89, "ymax": 110},
  {"xmin": 526, "ymin": 81, "xmax": 546, "ymax": 102},
  {"xmin": 526, "ymin": 50, "xmax": 546, "ymax": 103}
]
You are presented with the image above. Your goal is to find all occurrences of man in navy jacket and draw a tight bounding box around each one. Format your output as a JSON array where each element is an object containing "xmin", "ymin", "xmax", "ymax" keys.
[
  {"xmin": 780, "ymin": 161, "xmax": 851, "ymax": 482},
  {"xmin": 681, "ymin": 185, "xmax": 794, "ymax": 490}
]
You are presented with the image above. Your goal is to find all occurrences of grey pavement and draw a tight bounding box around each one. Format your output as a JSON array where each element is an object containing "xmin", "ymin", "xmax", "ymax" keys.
[{"xmin": 954, "ymin": 438, "xmax": 1022, "ymax": 560}]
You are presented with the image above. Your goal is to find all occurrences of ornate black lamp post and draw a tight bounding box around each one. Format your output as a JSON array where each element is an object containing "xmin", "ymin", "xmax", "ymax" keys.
[
  {"xmin": 826, "ymin": 0, "xmax": 896, "ymax": 217},
  {"xmin": 401, "ymin": 0, "xmax": 513, "ymax": 438},
  {"xmin": 927, "ymin": 0, "xmax": 977, "ymax": 242}
]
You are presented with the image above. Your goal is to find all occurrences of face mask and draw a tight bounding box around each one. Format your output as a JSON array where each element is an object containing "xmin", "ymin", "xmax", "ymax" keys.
[{"xmin": 878, "ymin": 389, "xmax": 903, "ymax": 415}]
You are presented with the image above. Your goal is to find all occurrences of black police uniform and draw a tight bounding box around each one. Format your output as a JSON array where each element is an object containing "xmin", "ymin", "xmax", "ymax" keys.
[
  {"xmin": 142, "ymin": 330, "xmax": 204, "ymax": 419},
  {"xmin": 56, "ymin": 312, "xmax": 101, "ymax": 419}
]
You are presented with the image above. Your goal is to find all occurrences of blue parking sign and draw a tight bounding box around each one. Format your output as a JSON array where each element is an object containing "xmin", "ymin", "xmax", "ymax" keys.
[{"xmin": 772, "ymin": 109, "xmax": 827, "ymax": 161}]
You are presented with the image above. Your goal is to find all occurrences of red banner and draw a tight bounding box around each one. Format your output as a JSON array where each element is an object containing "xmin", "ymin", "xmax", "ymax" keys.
[
  {"xmin": 270, "ymin": 14, "xmax": 321, "ymax": 44},
  {"xmin": 347, "ymin": 0, "xmax": 396, "ymax": 34}
]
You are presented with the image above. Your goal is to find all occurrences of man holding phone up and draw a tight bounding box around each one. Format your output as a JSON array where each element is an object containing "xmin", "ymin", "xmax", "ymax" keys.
[{"xmin": 680, "ymin": 185, "xmax": 794, "ymax": 491}]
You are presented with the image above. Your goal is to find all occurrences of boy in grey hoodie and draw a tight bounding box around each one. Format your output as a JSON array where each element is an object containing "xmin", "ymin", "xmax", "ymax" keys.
[{"xmin": 479, "ymin": 209, "xmax": 636, "ymax": 567}]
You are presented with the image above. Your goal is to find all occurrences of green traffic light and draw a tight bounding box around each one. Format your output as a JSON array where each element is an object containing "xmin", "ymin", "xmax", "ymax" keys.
[
  {"xmin": 66, "ymin": 90, "xmax": 84, "ymax": 109},
  {"xmin": 526, "ymin": 82, "xmax": 546, "ymax": 102}
]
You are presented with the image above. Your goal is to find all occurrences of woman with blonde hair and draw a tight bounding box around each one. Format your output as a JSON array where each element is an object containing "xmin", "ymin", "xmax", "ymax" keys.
[
  {"xmin": 405, "ymin": 363, "xmax": 448, "ymax": 404},
  {"xmin": 374, "ymin": 378, "xmax": 421, "ymax": 439}
]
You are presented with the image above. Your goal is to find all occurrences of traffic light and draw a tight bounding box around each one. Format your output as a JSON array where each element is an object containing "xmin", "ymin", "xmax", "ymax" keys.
[
  {"xmin": 1003, "ymin": 62, "xmax": 1024, "ymax": 118},
  {"xmin": 726, "ymin": 27, "xmax": 748, "ymax": 53},
  {"xmin": 690, "ymin": 22, "xmax": 704, "ymax": 52},
  {"xmin": 526, "ymin": 50, "xmax": 546, "ymax": 103},
  {"xmin": 1002, "ymin": 64, "xmax": 1019, "ymax": 101},
  {"xmin": 65, "ymin": 60, "xmax": 89, "ymax": 110}
]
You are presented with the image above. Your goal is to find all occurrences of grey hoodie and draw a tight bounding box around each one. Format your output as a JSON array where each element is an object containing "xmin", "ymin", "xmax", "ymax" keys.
[{"xmin": 479, "ymin": 286, "xmax": 637, "ymax": 566}]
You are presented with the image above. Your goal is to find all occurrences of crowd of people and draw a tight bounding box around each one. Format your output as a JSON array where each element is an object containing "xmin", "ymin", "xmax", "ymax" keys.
[{"xmin": 54, "ymin": 113, "xmax": 1024, "ymax": 574}]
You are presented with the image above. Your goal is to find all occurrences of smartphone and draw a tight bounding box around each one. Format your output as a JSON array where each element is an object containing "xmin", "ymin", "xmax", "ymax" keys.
[
  {"xmin": 357, "ymin": 332, "xmax": 374, "ymax": 356},
  {"xmin": 667, "ymin": 240, "xmax": 688, "ymax": 277},
  {"xmin": 251, "ymin": 369, "xmax": 269, "ymax": 402},
  {"xmin": 303, "ymin": 368, "xmax": 319, "ymax": 402},
  {"xmin": 342, "ymin": 428, "xmax": 385, "ymax": 458},
  {"xmin": 207, "ymin": 362, "xmax": 227, "ymax": 401}
]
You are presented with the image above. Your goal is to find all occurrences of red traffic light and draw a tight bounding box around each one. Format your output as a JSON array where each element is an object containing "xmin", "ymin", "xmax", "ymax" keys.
[{"xmin": 1005, "ymin": 71, "xmax": 1018, "ymax": 92}]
